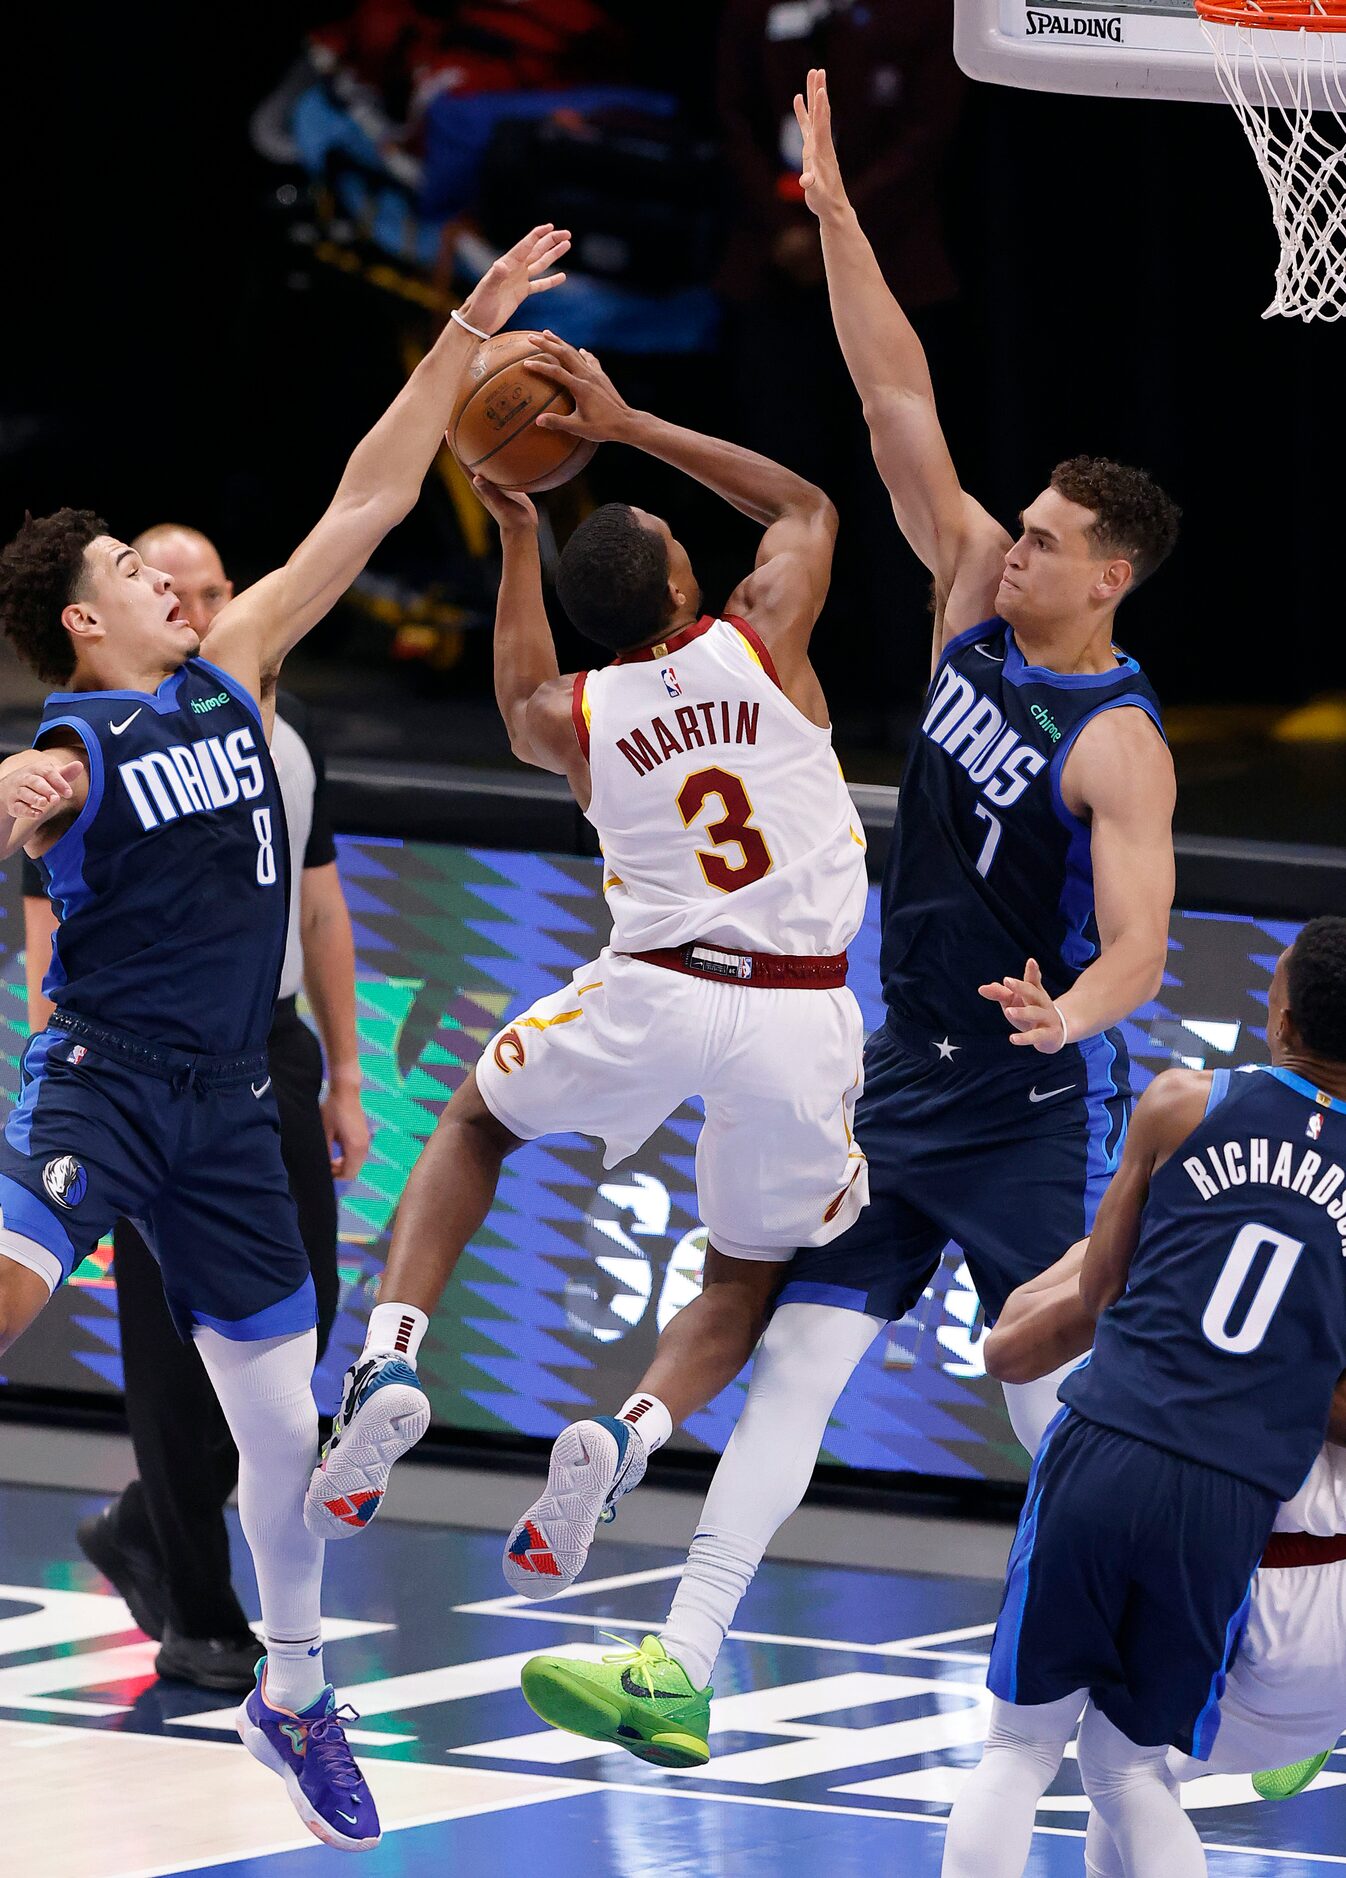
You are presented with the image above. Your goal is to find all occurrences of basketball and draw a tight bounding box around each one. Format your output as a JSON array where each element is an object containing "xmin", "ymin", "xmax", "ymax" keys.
[{"xmin": 449, "ymin": 330, "xmax": 596, "ymax": 493}]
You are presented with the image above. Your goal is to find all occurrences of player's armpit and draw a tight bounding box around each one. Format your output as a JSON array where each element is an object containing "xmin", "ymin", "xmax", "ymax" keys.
[
  {"xmin": 1080, "ymin": 1069, "xmax": 1210, "ymax": 1317},
  {"xmin": 1327, "ymin": 1372, "xmax": 1346, "ymax": 1446},
  {"xmin": 520, "ymin": 677, "xmax": 591, "ymax": 804}
]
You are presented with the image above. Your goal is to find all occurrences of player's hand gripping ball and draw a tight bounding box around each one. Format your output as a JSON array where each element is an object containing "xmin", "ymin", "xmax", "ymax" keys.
[{"xmin": 450, "ymin": 331, "xmax": 597, "ymax": 495}]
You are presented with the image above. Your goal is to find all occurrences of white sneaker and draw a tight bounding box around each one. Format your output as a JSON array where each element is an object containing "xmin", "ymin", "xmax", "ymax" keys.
[
  {"xmin": 502, "ymin": 1416, "xmax": 648, "ymax": 1598},
  {"xmin": 304, "ymin": 1355, "xmax": 430, "ymax": 1539}
]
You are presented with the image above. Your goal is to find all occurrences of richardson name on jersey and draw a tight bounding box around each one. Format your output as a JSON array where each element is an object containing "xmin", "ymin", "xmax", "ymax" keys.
[
  {"xmin": 922, "ymin": 663, "xmax": 1050, "ymax": 806},
  {"xmin": 617, "ymin": 698, "xmax": 760, "ymax": 777},
  {"xmin": 1184, "ymin": 1135, "xmax": 1346, "ymax": 1245},
  {"xmin": 118, "ymin": 727, "xmax": 266, "ymax": 832}
]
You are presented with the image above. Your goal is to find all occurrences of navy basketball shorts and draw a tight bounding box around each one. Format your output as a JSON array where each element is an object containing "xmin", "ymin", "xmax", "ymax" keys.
[
  {"xmin": 777, "ymin": 1016, "xmax": 1131, "ymax": 1325},
  {"xmin": 0, "ymin": 1015, "xmax": 315, "ymax": 1341},
  {"xmin": 987, "ymin": 1410, "xmax": 1276, "ymax": 1756}
]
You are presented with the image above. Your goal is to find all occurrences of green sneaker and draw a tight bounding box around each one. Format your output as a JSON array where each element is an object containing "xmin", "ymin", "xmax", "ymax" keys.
[
  {"xmin": 520, "ymin": 1634, "xmax": 711, "ymax": 1769},
  {"xmin": 1252, "ymin": 1751, "xmax": 1332, "ymax": 1800}
]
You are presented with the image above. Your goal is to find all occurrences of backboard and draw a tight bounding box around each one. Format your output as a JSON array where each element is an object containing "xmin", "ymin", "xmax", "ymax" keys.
[{"xmin": 954, "ymin": 0, "xmax": 1228, "ymax": 103}]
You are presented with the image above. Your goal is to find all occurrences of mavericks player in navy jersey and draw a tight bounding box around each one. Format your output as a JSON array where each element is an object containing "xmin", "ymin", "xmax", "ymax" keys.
[
  {"xmin": 944, "ymin": 919, "xmax": 1346, "ymax": 1876},
  {"xmin": 509, "ymin": 79, "xmax": 1182, "ymax": 1760},
  {"xmin": 0, "ymin": 224, "xmax": 569, "ymax": 1848}
]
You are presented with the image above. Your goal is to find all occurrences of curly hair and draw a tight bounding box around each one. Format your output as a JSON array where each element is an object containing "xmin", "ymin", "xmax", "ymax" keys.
[
  {"xmin": 556, "ymin": 503, "xmax": 673, "ymax": 653},
  {"xmin": 1287, "ymin": 917, "xmax": 1346, "ymax": 1063},
  {"xmin": 1050, "ymin": 457, "xmax": 1181, "ymax": 590},
  {"xmin": 0, "ymin": 508, "xmax": 107, "ymax": 684}
]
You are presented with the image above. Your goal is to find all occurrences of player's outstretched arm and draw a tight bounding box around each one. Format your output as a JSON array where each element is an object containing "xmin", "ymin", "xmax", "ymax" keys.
[
  {"xmin": 795, "ymin": 69, "xmax": 1009, "ymax": 650},
  {"xmin": 1079, "ymin": 1069, "xmax": 1210, "ymax": 1317},
  {"xmin": 984, "ymin": 1241, "xmax": 1095, "ymax": 1384},
  {"xmin": 528, "ymin": 334, "xmax": 836, "ymax": 690},
  {"xmin": 206, "ymin": 225, "xmax": 570, "ymax": 709},
  {"xmin": 473, "ymin": 477, "xmax": 588, "ymax": 798}
]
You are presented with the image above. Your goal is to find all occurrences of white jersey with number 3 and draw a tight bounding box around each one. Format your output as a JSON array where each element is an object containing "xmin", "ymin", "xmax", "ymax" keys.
[{"xmin": 575, "ymin": 615, "xmax": 868, "ymax": 956}]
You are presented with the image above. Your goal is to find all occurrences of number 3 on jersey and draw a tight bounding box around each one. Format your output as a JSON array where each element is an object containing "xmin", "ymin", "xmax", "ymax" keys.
[{"xmin": 678, "ymin": 766, "xmax": 773, "ymax": 892}]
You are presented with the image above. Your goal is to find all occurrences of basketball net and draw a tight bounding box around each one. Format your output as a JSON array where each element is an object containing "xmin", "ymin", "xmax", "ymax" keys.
[{"xmin": 1197, "ymin": 1, "xmax": 1346, "ymax": 320}]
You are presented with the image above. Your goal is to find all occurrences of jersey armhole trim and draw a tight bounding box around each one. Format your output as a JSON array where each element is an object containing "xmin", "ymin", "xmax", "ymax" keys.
[
  {"xmin": 724, "ymin": 615, "xmax": 784, "ymax": 692},
  {"xmin": 193, "ymin": 655, "xmax": 265, "ymax": 734},
  {"xmin": 1048, "ymin": 693, "xmax": 1168, "ymax": 838},
  {"xmin": 570, "ymin": 670, "xmax": 591, "ymax": 760},
  {"xmin": 1204, "ymin": 1067, "xmax": 1233, "ymax": 1118}
]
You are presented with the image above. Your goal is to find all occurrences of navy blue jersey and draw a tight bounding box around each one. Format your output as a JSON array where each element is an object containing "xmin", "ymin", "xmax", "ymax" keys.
[
  {"xmin": 1064, "ymin": 1066, "xmax": 1346, "ymax": 1499},
  {"xmin": 880, "ymin": 619, "xmax": 1164, "ymax": 1038},
  {"xmin": 30, "ymin": 657, "xmax": 288, "ymax": 1056}
]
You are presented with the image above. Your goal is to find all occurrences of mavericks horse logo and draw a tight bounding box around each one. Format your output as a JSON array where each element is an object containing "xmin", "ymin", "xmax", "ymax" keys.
[{"xmin": 42, "ymin": 1155, "xmax": 88, "ymax": 1210}]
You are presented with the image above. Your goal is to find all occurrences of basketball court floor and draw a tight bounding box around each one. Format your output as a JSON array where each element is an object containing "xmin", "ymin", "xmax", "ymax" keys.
[{"xmin": 5, "ymin": 1481, "xmax": 1343, "ymax": 1877}]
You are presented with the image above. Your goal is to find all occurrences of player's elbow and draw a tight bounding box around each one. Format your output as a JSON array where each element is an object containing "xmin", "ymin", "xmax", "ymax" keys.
[{"xmin": 983, "ymin": 1324, "xmax": 1036, "ymax": 1384}]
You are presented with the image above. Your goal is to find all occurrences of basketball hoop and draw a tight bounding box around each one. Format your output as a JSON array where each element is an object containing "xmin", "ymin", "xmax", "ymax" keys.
[{"xmin": 1195, "ymin": 0, "xmax": 1346, "ymax": 320}]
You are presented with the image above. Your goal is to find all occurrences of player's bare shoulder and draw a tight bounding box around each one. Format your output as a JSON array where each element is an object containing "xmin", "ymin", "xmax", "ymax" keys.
[
  {"xmin": 1133, "ymin": 1066, "xmax": 1215, "ymax": 1167},
  {"xmin": 1061, "ymin": 700, "xmax": 1174, "ymax": 820}
]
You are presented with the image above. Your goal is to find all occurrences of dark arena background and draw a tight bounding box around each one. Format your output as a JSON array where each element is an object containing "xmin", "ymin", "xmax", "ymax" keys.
[{"xmin": 2, "ymin": 4, "xmax": 1346, "ymax": 1875}]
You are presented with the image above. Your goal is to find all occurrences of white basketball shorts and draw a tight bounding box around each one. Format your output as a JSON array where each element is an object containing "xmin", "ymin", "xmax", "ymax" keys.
[
  {"xmin": 474, "ymin": 950, "xmax": 868, "ymax": 1262},
  {"xmin": 1170, "ymin": 1556, "xmax": 1346, "ymax": 1776}
]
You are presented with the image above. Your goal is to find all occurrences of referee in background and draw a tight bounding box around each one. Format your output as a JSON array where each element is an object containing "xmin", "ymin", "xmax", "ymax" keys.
[{"xmin": 23, "ymin": 522, "xmax": 369, "ymax": 1692}]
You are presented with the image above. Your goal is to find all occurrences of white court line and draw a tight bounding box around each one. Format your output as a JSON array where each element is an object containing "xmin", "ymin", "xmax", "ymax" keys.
[
  {"xmin": 555, "ymin": 1781, "xmax": 1346, "ymax": 1863},
  {"xmin": 453, "ymin": 1598, "xmax": 995, "ymax": 1662},
  {"xmin": 454, "ymin": 1564, "xmax": 684, "ymax": 1616},
  {"xmin": 107, "ymin": 1769, "xmax": 594, "ymax": 1878}
]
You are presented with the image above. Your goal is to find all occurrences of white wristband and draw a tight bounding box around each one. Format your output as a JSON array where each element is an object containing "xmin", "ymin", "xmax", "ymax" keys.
[
  {"xmin": 1052, "ymin": 1001, "xmax": 1070, "ymax": 1049},
  {"xmin": 451, "ymin": 307, "xmax": 491, "ymax": 341}
]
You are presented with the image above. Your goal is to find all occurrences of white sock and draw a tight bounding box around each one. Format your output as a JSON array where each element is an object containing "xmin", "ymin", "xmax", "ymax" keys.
[
  {"xmin": 942, "ymin": 1691, "xmax": 1087, "ymax": 1877},
  {"xmin": 616, "ymin": 1392, "xmax": 672, "ymax": 1453},
  {"xmin": 663, "ymin": 1526, "xmax": 764, "ymax": 1688},
  {"xmin": 364, "ymin": 1301, "xmax": 428, "ymax": 1366},
  {"xmin": 658, "ymin": 1302, "xmax": 883, "ymax": 1683},
  {"xmin": 1078, "ymin": 1703, "xmax": 1205, "ymax": 1878},
  {"xmin": 194, "ymin": 1326, "xmax": 326, "ymax": 1713}
]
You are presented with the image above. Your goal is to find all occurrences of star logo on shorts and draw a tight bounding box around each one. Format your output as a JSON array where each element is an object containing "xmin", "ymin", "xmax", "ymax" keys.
[{"xmin": 933, "ymin": 1037, "xmax": 960, "ymax": 1061}]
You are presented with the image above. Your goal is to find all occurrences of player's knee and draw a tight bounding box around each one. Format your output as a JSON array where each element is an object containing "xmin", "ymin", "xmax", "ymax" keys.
[
  {"xmin": 443, "ymin": 1071, "xmax": 521, "ymax": 1161},
  {"xmin": 0, "ymin": 1256, "xmax": 55, "ymax": 1356}
]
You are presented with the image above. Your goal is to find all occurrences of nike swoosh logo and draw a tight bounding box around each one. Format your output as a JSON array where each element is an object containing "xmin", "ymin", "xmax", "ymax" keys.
[
  {"xmin": 974, "ymin": 645, "xmax": 1005, "ymax": 662},
  {"xmin": 620, "ymin": 1668, "xmax": 688, "ymax": 1701},
  {"xmin": 251, "ymin": 1078, "xmax": 272, "ymax": 1098},
  {"xmin": 109, "ymin": 708, "xmax": 143, "ymax": 734},
  {"xmin": 1029, "ymin": 1084, "xmax": 1076, "ymax": 1103},
  {"xmin": 307, "ymin": 1645, "xmax": 323, "ymax": 1657},
  {"xmin": 335, "ymin": 1810, "xmax": 360, "ymax": 1825}
]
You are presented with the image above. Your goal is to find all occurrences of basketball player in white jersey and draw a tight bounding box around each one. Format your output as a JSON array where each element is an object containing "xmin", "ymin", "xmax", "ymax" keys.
[
  {"xmin": 984, "ymin": 1231, "xmax": 1346, "ymax": 1872},
  {"xmin": 303, "ymin": 337, "xmax": 873, "ymax": 1574}
]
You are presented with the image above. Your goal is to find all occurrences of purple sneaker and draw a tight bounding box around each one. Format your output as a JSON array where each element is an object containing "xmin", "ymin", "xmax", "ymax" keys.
[{"xmin": 236, "ymin": 1662, "xmax": 381, "ymax": 1851}]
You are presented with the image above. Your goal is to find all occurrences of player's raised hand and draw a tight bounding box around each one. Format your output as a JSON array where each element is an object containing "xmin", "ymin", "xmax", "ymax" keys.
[
  {"xmin": 794, "ymin": 68, "xmax": 849, "ymax": 221},
  {"xmin": 458, "ymin": 225, "xmax": 571, "ymax": 338},
  {"xmin": 979, "ymin": 957, "xmax": 1071, "ymax": 1054},
  {"xmin": 526, "ymin": 334, "xmax": 635, "ymax": 442},
  {"xmin": 471, "ymin": 475, "xmax": 538, "ymax": 533},
  {"xmin": 0, "ymin": 753, "xmax": 85, "ymax": 828}
]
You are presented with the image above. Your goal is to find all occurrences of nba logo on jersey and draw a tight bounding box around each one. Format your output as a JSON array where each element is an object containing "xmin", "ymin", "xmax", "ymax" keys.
[
  {"xmin": 69, "ymin": 1045, "xmax": 87, "ymax": 1066},
  {"xmin": 660, "ymin": 665, "xmax": 682, "ymax": 699},
  {"xmin": 1309, "ymin": 1111, "xmax": 1325, "ymax": 1141}
]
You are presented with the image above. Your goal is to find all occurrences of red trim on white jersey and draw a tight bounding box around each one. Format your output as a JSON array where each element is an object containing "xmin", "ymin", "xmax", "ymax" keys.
[
  {"xmin": 611, "ymin": 616, "xmax": 714, "ymax": 665},
  {"xmin": 570, "ymin": 670, "xmax": 591, "ymax": 760},
  {"xmin": 725, "ymin": 614, "xmax": 783, "ymax": 692}
]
